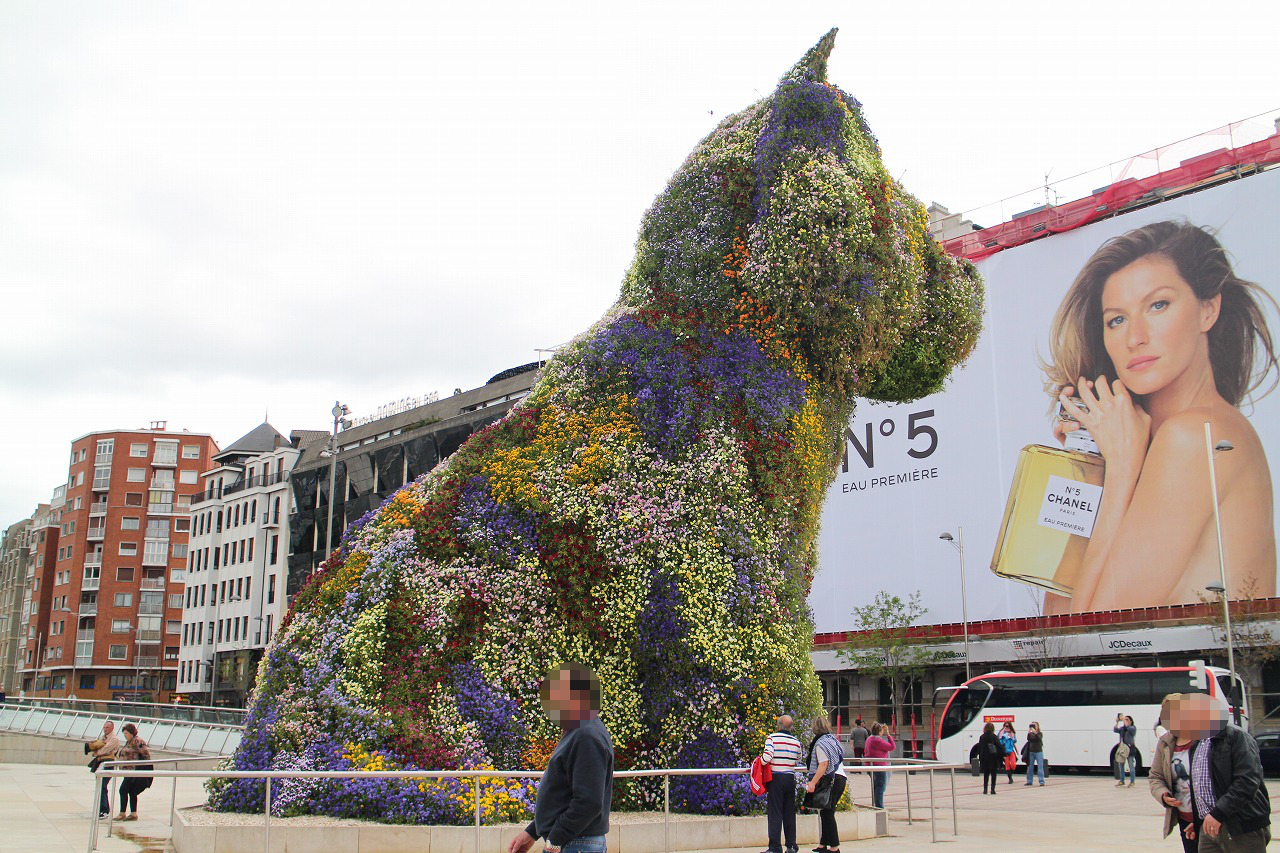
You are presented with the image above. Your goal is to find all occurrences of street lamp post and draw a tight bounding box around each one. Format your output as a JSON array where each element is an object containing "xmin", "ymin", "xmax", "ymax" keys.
[
  {"xmin": 324, "ymin": 402, "xmax": 351, "ymax": 559},
  {"xmin": 1203, "ymin": 424, "xmax": 1239, "ymax": 724},
  {"xmin": 939, "ymin": 528, "xmax": 971, "ymax": 682},
  {"xmin": 209, "ymin": 593, "xmax": 242, "ymax": 707},
  {"xmin": 55, "ymin": 605, "xmax": 75, "ymax": 700}
]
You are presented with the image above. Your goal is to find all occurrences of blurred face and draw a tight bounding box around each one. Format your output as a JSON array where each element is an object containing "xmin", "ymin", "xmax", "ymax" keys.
[
  {"xmin": 1100, "ymin": 255, "xmax": 1219, "ymax": 397},
  {"xmin": 539, "ymin": 667, "xmax": 599, "ymax": 729},
  {"xmin": 1167, "ymin": 694, "xmax": 1226, "ymax": 740}
]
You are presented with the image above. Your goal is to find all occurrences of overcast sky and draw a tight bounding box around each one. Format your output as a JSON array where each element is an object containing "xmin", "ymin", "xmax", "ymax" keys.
[{"xmin": 1, "ymin": 1, "xmax": 1277, "ymax": 524}]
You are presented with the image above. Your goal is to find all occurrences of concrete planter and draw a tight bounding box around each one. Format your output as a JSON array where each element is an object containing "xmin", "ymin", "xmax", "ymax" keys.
[{"xmin": 173, "ymin": 806, "xmax": 887, "ymax": 853}]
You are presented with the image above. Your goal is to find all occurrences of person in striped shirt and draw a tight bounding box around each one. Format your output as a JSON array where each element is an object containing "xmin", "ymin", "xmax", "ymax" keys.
[{"xmin": 761, "ymin": 715, "xmax": 803, "ymax": 853}]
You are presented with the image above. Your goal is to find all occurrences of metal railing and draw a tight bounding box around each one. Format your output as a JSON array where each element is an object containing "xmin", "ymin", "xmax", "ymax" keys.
[
  {"xmin": 88, "ymin": 758, "xmax": 965, "ymax": 853},
  {"xmin": 94, "ymin": 755, "xmax": 228, "ymax": 841},
  {"xmin": 0, "ymin": 698, "xmax": 244, "ymax": 754}
]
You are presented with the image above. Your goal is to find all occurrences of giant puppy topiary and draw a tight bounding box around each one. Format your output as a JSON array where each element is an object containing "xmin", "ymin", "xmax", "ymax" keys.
[{"xmin": 211, "ymin": 30, "xmax": 983, "ymax": 822}]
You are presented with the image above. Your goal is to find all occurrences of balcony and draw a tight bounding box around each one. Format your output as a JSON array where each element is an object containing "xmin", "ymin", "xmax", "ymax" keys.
[
  {"xmin": 142, "ymin": 548, "xmax": 169, "ymax": 567},
  {"xmin": 86, "ymin": 527, "xmax": 106, "ymax": 541},
  {"xmin": 151, "ymin": 453, "xmax": 178, "ymax": 468},
  {"xmin": 89, "ymin": 501, "xmax": 108, "ymax": 516},
  {"xmin": 138, "ymin": 603, "xmax": 164, "ymax": 616},
  {"xmin": 137, "ymin": 629, "xmax": 161, "ymax": 642},
  {"xmin": 150, "ymin": 477, "xmax": 176, "ymax": 491},
  {"xmin": 78, "ymin": 603, "xmax": 98, "ymax": 616},
  {"xmin": 77, "ymin": 629, "xmax": 95, "ymax": 642},
  {"xmin": 262, "ymin": 511, "xmax": 281, "ymax": 528},
  {"xmin": 135, "ymin": 656, "xmax": 159, "ymax": 667},
  {"xmin": 81, "ymin": 576, "xmax": 100, "ymax": 591},
  {"xmin": 140, "ymin": 577, "xmax": 166, "ymax": 591},
  {"xmin": 84, "ymin": 553, "xmax": 103, "ymax": 568},
  {"xmin": 148, "ymin": 503, "xmax": 174, "ymax": 515}
]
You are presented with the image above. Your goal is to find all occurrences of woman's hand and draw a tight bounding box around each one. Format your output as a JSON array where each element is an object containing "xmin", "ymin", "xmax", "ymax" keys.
[
  {"xmin": 1059, "ymin": 377, "xmax": 1151, "ymax": 477},
  {"xmin": 1162, "ymin": 794, "xmax": 1180, "ymax": 808},
  {"xmin": 805, "ymin": 779, "xmax": 818, "ymax": 793}
]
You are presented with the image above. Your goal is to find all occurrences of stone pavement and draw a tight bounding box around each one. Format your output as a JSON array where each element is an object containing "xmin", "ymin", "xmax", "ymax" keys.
[{"xmin": 1, "ymin": 761, "xmax": 1276, "ymax": 853}]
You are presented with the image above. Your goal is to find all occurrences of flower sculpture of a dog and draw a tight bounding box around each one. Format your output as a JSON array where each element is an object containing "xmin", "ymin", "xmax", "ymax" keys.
[{"xmin": 211, "ymin": 30, "xmax": 983, "ymax": 822}]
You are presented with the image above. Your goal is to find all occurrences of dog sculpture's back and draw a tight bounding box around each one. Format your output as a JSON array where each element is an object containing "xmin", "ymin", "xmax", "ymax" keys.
[{"xmin": 212, "ymin": 30, "xmax": 982, "ymax": 820}]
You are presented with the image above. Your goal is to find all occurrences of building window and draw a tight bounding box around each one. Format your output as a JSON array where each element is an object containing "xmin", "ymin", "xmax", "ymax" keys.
[
  {"xmin": 164, "ymin": 645, "xmax": 179, "ymax": 660},
  {"xmin": 174, "ymin": 518, "xmax": 190, "ymax": 532},
  {"xmin": 116, "ymin": 567, "xmax": 135, "ymax": 582},
  {"xmin": 130, "ymin": 443, "xmax": 148, "ymax": 457},
  {"xmin": 182, "ymin": 445, "xmax": 200, "ymax": 459},
  {"xmin": 108, "ymin": 645, "xmax": 127, "ymax": 660},
  {"xmin": 108, "ymin": 675, "xmax": 129, "ymax": 689},
  {"xmin": 172, "ymin": 543, "xmax": 188, "ymax": 559},
  {"xmin": 154, "ymin": 442, "xmax": 179, "ymax": 465},
  {"xmin": 121, "ymin": 517, "xmax": 140, "ymax": 531},
  {"xmin": 179, "ymin": 469, "xmax": 198, "ymax": 485},
  {"xmin": 125, "ymin": 492, "xmax": 143, "ymax": 507},
  {"xmin": 269, "ymin": 534, "xmax": 279, "ymax": 565},
  {"xmin": 79, "ymin": 673, "xmax": 95, "ymax": 690},
  {"xmin": 93, "ymin": 466, "xmax": 111, "ymax": 489},
  {"xmin": 77, "ymin": 471, "xmax": 85, "ymax": 486},
  {"xmin": 114, "ymin": 593, "xmax": 133, "ymax": 608},
  {"xmin": 96, "ymin": 439, "xmax": 114, "ymax": 458},
  {"xmin": 112, "ymin": 619, "xmax": 131, "ymax": 633},
  {"xmin": 127, "ymin": 468, "xmax": 146, "ymax": 482},
  {"xmin": 119, "ymin": 542, "xmax": 137, "ymax": 556},
  {"xmin": 168, "ymin": 594, "xmax": 182, "ymax": 610}
]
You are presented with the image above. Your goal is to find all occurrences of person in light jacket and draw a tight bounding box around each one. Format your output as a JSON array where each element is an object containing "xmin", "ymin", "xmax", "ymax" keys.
[
  {"xmin": 1149, "ymin": 694, "xmax": 1199, "ymax": 853},
  {"xmin": 1114, "ymin": 713, "xmax": 1138, "ymax": 787}
]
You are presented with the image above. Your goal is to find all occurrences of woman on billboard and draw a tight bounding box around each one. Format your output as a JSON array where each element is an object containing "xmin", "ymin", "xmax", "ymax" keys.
[{"xmin": 1046, "ymin": 220, "xmax": 1278, "ymax": 612}]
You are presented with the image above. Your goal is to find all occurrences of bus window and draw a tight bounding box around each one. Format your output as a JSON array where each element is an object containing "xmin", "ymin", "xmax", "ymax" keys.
[
  {"xmin": 939, "ymin": 682, "xmax": 991, "ymax": 739},
  {"xmin": 1095, "ymin": 673, "xmax": 1152, "ymax": 706}
]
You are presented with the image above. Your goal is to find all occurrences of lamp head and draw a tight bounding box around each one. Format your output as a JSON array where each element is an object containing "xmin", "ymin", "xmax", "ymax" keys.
[
  {"xmin": 1214, "ymin": 440, "xmax": 1233, "ymax": 453},
  {"xmin": 939, "ymin": 532, "xmax": 954, "ymax": 541},
  {"xmin": 1205, "ymin": 582, "xmax": 1226, "ymax": 595}
]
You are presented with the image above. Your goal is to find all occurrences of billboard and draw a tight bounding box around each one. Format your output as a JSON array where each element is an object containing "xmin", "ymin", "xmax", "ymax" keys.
[{"xmin": 810, "ymin": 168, "xmax": 1280, "ymax": 632}]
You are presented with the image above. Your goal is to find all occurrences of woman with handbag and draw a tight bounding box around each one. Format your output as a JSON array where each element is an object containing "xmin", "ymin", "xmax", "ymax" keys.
[
  {"xmin": 977, "ymin": 722, "xmax": 1004, "ymax": 795},
  {"xmin": 803, "ymin": 717, "xmax": 847, "ymax": 853},
  {"xmin": 997, "ymin": 722, "xmax": 1017, "ymax": 784},
  {"xmin": 115, "ymin": 723, "xmax": 153, "ymax": 821},
  {"xmin": 1113, "ymin": 714, "xmax": 1137, "ymax": 787}
]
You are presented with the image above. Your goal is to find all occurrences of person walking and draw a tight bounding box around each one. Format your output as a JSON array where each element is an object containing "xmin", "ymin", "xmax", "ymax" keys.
[
  {"xmin": 997, "ymin": 722, "xmax": 1017, "ymax": 784},
  {"xmin": 850, "ymin": 719, "xmax": 869, "ymax": 761},
  {"xmin": 977, "ymin": 723, "xmax": 1003, "ymax": 795},
  {"xmin": 114, "ymin": 723, "xmax": 153, "ymax": 821},
  {"xmin": 1114, "ymin": 713, "xmax": 1138, "ymax": 787},
  {"xmin": 863, "ymin": 723, "xmax": 896, "ymax": 809},
  {"xmin": 1179, "ymin": 693, "xmax": 1271, "ymax": 852},
  {"xmin": 758, "ymin": 715, "xmax": 803, "ymax": 853},
  {"xmin": 508, "ymin": 665, "xmax": 614, "ymax": 853},
  {"xmin": 1023, "ymin": 722, "xmax": 1045, "ymax": 786},
  {"xmin": 1149, "ymin": 694, "xmax": 1200, "ymax": 853},
  {"xmin": 90, "ymin": 721, "xmax": 121, "ymax": 818},
  {"xmin": 804, "ymin": 717, "xmax": 847, "ymax": 853}
]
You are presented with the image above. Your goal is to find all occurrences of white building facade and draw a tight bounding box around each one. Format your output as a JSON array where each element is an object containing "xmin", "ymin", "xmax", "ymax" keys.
[{"xmin": 179, "ymin": 423, "xmax": 298, "ymax": 706}]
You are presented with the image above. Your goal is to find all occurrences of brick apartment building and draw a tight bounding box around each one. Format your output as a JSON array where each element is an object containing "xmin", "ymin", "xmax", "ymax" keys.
[{"xmin": 19, "ymin": 425, "xmax": 219, "ymax": 700}]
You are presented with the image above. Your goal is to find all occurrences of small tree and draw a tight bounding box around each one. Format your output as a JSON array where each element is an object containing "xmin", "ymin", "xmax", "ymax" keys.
[
  {"xmin": 838, "ymin": 591, "xmax": 942, "ymax": 744},
  {"xmin": 1011, "ymin": 588, "xmax": 1078, "ymax": 672},
  {"xmin": 1197, "ymin": 578, "xmax": 1280, "ymax": 716}
]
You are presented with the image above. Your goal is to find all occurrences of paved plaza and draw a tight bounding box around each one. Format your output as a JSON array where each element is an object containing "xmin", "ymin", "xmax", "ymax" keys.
[{"xmin": 3, "ymin": 761, "xmax": 1275, "ymax": 853}]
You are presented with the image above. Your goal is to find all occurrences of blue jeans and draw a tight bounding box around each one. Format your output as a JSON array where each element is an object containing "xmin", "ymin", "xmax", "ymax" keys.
[
  {"xmin": 1025, "ymin": 752, "xmax": 1045, "ymax": 784},
  {"xmin": 98, "ymin": 776, "xmax": 111, "ymax": 814},
  {"xmin": 871, "ymin": 770, "xmax": 889, "ymax": 808},
  {"xmin": 1117, "ymin": 754, "xmax": 1136, "ymax": 784},
  {"xmin": 561, "ymin": 836, "xmax": 606, "ymax": 853}
]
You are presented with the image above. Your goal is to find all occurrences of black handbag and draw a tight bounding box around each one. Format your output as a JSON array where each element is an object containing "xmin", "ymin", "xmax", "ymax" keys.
[{"xmin": 802, "ymin": 774, "xmax": 836, "ymax": 811}]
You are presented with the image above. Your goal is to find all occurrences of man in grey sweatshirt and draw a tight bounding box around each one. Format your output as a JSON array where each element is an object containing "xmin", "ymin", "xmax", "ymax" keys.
[{"xmin": 509, "ymin": 665, "xmax": 614, "ymax": 853}]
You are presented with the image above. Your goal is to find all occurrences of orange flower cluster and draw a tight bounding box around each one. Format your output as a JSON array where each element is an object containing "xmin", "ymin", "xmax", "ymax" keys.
[
  {"xmin": 732, "ymin": 291, "xmax": 795, "ymax": 363},
  {"xmin": 721, "ymin": 230, "xmax": 750, "ymax": 280}
]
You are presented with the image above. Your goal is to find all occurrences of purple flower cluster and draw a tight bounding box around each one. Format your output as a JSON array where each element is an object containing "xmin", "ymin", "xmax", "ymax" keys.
[
  {"xmin": 451, "ymin": 663, "xmax": 527, "ymax": 768},
  {"xmin": 670, "ymin": 729, "xmax": 760, "ymax": 815},
  {"xmin": 753, "ymin": 80, "xmax": 847, "ymax": 218},
  {"xmin": 583, "ymin": 316, "xmax": 804, "ymax": 455},
  {"xmin": 455, "ymin": 475, "xmax": 540, "ymax": 564}
]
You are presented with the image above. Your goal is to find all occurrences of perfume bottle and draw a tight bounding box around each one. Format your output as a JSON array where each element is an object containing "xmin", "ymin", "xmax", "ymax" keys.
[{"xmin": 990, "ymin": 402, "xmax": 1105, "ymax": 595}]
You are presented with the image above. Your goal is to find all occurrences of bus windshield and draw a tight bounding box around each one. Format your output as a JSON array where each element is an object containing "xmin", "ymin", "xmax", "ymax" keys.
[{"xmin": 939, "ymin": 681, "xmax": 992, "ymax": 740}]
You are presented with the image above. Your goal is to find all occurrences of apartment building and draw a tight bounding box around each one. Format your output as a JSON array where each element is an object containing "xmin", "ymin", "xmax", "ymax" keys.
[
  {"xmin": 0, "ymin": 515, "xmax": 35, "ymax": 694},
  {"xmin": 179, "ymin": 423, "xmax": 299, "ymax": 707},
  {"xmin": 20, "ymin": 425, "xmax": 219, "ymax": 700},
  {"xmin": 17, "ymin": 494, "xmax": 62, "ymax": 694}
]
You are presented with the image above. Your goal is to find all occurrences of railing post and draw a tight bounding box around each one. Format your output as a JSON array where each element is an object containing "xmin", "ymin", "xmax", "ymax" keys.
[
  {"xmin": 475, "ymin": 772, "xmax": 482, "ymax": 853},
  {"xmin": 663, "ymin": 773, "xmax": 671, "ymax": 853},
  {"xmin": 928, "ymin": 768, "xmax": 936, "ymax": 844},
  {"xmin": 87, "ymin": 774, "xmax": 103, "ymax": 853},
  {"xmin": 264, "ymin": 773, "xmax": 272, "ymax": 853},
  {"xmin": 170, "ymin": 773, "xmax": 178, "ymax": 827},
  {"xmin": 107, "ymin": 776, "xmax": 117, "ymax": 834},
  {"xmin": 904, "ymin": 765, "xmax": 912, "ymax": 825},
  {"xmin": 949, "ymin": 766, "xmax": 957, "ymax": 836}
]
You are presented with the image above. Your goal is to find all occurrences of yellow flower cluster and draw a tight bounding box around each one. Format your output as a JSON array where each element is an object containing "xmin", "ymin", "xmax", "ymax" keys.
[
  {"xmin": 343, "ymin": 741, "xmax": 395, "ymax": 772},
  {"xmin": 483, "ymin": 397, "xmax": 640, "ymax": 507}
]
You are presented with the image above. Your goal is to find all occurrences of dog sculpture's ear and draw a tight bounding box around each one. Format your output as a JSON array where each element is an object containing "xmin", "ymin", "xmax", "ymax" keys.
[
  {"xmin": 863, "ymin": 244, "xmax": 984, "ymax": 403},
  {"xmin": 783, "ymin": 27, "xmax": 837, "ymax": 83}
]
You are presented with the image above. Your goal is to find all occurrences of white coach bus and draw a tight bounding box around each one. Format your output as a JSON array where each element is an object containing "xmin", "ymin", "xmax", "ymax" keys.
[{"xmin": 933, "ymin": 664, "xmax": 1246, "ymax": 772}]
